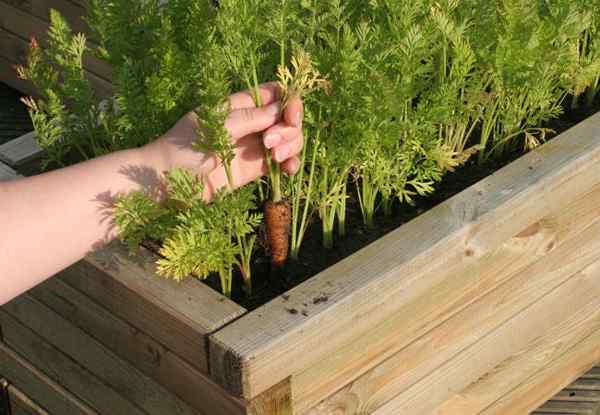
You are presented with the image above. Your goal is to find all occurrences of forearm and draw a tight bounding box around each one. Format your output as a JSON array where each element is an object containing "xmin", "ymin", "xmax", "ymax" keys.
[{"xmin": 0, "ymin": 146, "xmax": 166, "ymax": 305}]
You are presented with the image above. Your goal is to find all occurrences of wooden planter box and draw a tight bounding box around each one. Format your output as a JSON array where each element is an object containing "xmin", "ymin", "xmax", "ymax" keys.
[
  {"xmin": 2, "ymin": 2, "xmax": 600, "ymax": 414},
  {"xmin": 2, "ymin": 111, "xmax": 600, "ymax": 415}
]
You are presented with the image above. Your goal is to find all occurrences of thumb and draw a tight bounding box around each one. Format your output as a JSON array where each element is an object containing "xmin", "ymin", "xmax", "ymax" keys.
[{"xmin": 225, "ymin": 101, "xmax": 281, "ymax": 140}]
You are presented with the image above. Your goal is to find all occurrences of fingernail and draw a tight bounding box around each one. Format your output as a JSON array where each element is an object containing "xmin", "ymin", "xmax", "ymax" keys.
[
  {"xmin": 264, "ymin": 133, "xmax": 282, "ymax": 149},
  {"xmin": 275, "ymin": 146, "xmax": 290, "ymax": 162},
  {"xmin": 294, "ymin": 111, "xmax": 303, "ymax": 128},
  {"xmin": 266, "ymin": 102, "xmax": 281, "ymax": 116}
]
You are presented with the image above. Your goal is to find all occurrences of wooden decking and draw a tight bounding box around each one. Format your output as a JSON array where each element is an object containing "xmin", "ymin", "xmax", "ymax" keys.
[
  {"xmin": 0, "ymin": 83, "xmax": 31, "ymax": 146},
  {"xmin": 534, "ymin": 366, "xmax": 600, "ymax": 415}
]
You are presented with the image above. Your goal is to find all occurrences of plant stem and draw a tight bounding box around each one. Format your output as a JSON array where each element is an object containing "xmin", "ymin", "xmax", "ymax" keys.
[
  {"xmin": 290, "ymin": 134, "xmax": 319, "ymax": 261},
  {"xmin": 219, "ymin": 268, "xmax": 232, "ymax": 298},
  {"xmin": 237, "ymin": 234, "xmax": 256, "ymax": 296},
  {"xmin": 357, "ymin": 174, "xmax": 377, "ymax": 229},
  {"xmin": 337, "ymin": 178, "xmax": 347, "ymax": 238}
]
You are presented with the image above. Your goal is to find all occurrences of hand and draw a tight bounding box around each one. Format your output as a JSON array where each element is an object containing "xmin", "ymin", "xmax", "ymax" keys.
[{"xmin": 143, "ymin": 82, "xmax": 304, "ymax": 200}]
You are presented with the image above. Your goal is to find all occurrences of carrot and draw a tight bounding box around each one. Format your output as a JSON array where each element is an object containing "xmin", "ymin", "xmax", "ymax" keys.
[{"xmin": 264, "ymin": 200, "xmax": 292, "ymax": 268}]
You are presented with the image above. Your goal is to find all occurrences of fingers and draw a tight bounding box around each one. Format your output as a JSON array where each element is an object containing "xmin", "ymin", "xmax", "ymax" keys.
[
  {"xmin": 225, "ymin": 101, "xmax": 282, "ymax": 141},
  {"xmin": 271, "ymin": 132, "xmax": 304, "ymax": 163},
  {"xmin": 281, "ymin": 156, "xmax": 301, "ymax": 175},
  {"xmin": 229, "ymin": 82, "xmax": 281, "ymax": 110},
  {"xmin": 283, "ymin": 95, "xmax": 304, "ymax": 128},
  {"xmin": 263, "ymin": 124, "xmax": 301, "ymax": 150}
]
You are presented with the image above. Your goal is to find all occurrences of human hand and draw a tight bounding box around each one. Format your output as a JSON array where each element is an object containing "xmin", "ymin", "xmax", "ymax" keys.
[{"xmin": 143, "ymin": 82, "xmax": 304, "ymax": 200}]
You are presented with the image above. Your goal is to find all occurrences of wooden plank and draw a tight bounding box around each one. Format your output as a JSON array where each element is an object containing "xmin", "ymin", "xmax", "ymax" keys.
[
  {"xmin": 0, "ymin": 132, "xmax": 42, "ymax": 166},
  {"xmin": 0, "ymin": 28, "xmax": 112, "ymax": 98},
  {"xmin": 210, "ymin": 112, "xmax": 600, "ymax": 399},
  {"xmin": 533, "ymin": 400, "xmax": 599, "ymax": 414},
  {"xmin": 549, "ymin": 388, "xmax": 600, "ymax": 403},
  {"xmin": 302, "ymin": 192, "xmax": 600, "ymax": 414},
  {"xmin": 7, "ymin": 385, "xmax": 50, "ymax": 415},
  {"xmin": 30, "ymin": 277, "xmax": 246, "ymax": 415},
  {"xmin": 2, "ymin": 0, "xmax": 89, "ymax": 36},
  {"xmin": 248, "ymin": 379, "xmax": 292, "ymax": 415},
  {"xmin": 0, "ymin": 342, "xmax": 98, "ymax": 415},
  {"xmin": 2, "ymin": 294, "xmax": 202, "ymax": 415},
  {"xmin": 370, "ymin": 258, "xmax": 600, "ymax": 414},
  {"xmin": 296, "ymin": 181, "xmax": 600, "ymax": 414},
  {"xmin": 60, "ymin": 241, "xmax": 246, "ymax": 374},
  {"xmin": 478, "ymin": 329, "xmax": 600, "ymax": 415},
  {"xmin": 0, "ymin": 161, "xmax": 18, "ymax": 180},
  {"xmin": 0, "ymin": 312, "xmax": 146, "ymax": 415},
  {"xmin": 0, "ymin": 2, "xmax": 112, "ymax": 81}
]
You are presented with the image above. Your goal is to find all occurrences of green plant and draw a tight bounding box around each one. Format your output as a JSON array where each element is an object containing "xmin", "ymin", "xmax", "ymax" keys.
[
  {"xmin": 20, "ymin": 0, "xmax": 600, "ymax": 298},
  {"xmin": 115, "ymin": 169, "xmax": 261, "ymax": 297}
]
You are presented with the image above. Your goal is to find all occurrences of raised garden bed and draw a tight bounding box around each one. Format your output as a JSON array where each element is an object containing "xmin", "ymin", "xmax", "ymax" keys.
[
  {"xmin": 2, "ymin": 112, "xmax": 600, "ymax": 414},
  {"xmin": 3, "ymin": 1, "xmax": 600, "ymax": 414}
]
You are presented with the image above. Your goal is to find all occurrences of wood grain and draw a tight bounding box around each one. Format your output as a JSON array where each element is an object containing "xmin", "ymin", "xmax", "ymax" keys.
[
  {"xmin": 8, "ymin": 385, "xmax": 50, "ymax": 415},
  {"xmin": 0, "ymin": 131, "xmax": 42, "ymax": 166},
  {"xmin": 248, "ymin": 378, "xmax": 293, "ymax": 415},
  {"xmin": 210, "ymin": 112, "xmax": 600, "ymax": 399},
  {"xmin": 2, "ymin": 294, "xmax": 201, "ymax": 415},
  {"xmin": 303, "ymin": 196, "xmax": 600, "ymax": 414},
  {"xmin": 60, "ymin": 241, "xmax": 246, "ymax": 374},
  {"xmin": 371, "ymin": 258, "xmax": 600, "ymax": 414},
  {"xmin": 30, "ymin": 277, "xmax": 246, "ymax": 415},
  {"xmin": 2, "ymin": 0, "xmax": 89, "ymax": 35},
  {"xmin": 478, "ymin": 329, "xmax": 600, "ymax": 415},
  {"xmin": 297, "ymin": 182, "xmax": 600, "ymax": 414},
  {"xmin": 0, "ymin": 342, "xmax": 99, "ymax": 415}
]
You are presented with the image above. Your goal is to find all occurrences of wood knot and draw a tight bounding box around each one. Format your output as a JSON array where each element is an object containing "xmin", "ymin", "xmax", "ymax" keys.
[{"xmin": 516, "ymin": 222, "xmax": 541, "ymax": 238}]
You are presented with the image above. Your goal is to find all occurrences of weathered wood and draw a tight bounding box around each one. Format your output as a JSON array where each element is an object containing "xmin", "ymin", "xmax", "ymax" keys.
[
  {"xmin": 0, "ymin": 131, "xmax": 42, "ymax": 166},
  {"xmin": 369, "ymin": 258, "xmax": 600, "ymax": 414},
  {"xmin": 0, "ymin": 161, "xmax": 18, "ymax": 181},
  {"xmin": 304, "ymin": 195, "xmax": 600, "ymax": 415},
  {"xmin": 59, "ymin": 240, "xmax": 246, "ymax": 374},
  {"xmin": 297, "ymin": 182, "xmax": 600, "ymax": 414},
  {"xmin": 534, "ymin": 400, "xmax": 600, "ymax": 414},
  {"xmin": 479, "ymin": 328, "xmax": 600, "ymax": 415},
  {"xmin": 7, "ymin": 385, "xmax": 50, "ymax": 415},
  {"xmin": 3, "ymin": 0, "xmax": 89, "ymax": 36},
  {"xmin": 248, "ymin": 379, "xmax": 292, "ymax": 415},
  {"xmin": 0, "ymin": 1, "xmax": 112, "ymax": 81},
  {"xmin": 0, "ymin": 342, "xmax": 98, "ymax": 415},
  {"xmin": 30, "ymin": 277, "xmax": 246, "ymax": 415},
  {"xmin": 2, "ymin": 294, "xmax": 201, "ymax": 415},
  {"xmin": 210, "ymin": 112, "xmax": 600, "ymax": 399}
]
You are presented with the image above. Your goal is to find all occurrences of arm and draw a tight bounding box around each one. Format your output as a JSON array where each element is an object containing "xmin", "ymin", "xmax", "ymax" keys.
[{"xmin": 0, "ymin": 83, "xmax": 303, "ymax": 305}]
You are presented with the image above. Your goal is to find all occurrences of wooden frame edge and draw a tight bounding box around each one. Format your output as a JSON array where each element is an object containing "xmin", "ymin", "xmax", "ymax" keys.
[{"xmin": 209, "ymin": 112, "xmax": 600, "ymax": 399}]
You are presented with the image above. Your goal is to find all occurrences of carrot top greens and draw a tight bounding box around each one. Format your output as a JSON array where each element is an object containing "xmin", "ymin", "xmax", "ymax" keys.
[{"xmin": 18, "ymin": 0, "xmax": 600, "ymax": 297}]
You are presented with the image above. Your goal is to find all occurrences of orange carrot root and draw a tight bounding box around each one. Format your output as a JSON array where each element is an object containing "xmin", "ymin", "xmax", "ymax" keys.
[{"xmin": 264, "ymin": 200, "xmax": 292, "ymax": 268}]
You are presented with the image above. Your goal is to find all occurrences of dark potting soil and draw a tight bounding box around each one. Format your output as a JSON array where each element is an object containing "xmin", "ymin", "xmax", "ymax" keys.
[
  {"xmin": 0, "ymin": 83, "xmax": 33, "ymax": 145},
  {"xmin": 205, "ymin": 99, "xmax": 600, "ymax": 311}
]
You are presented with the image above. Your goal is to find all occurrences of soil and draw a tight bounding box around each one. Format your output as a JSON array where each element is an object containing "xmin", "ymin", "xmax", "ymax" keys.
[
  {"xmin": 0, "ymin": 83, "xmax": 32, "ymax": 145},
  {"xmin": 207, "ymin": 99, "xmax": 600, "ymax": 311}
]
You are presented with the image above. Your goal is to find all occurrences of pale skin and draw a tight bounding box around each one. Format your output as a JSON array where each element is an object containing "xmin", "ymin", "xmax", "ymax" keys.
[{"xmin": 0, "ymin": 83, "xmax": 303, "ymax": 305}]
